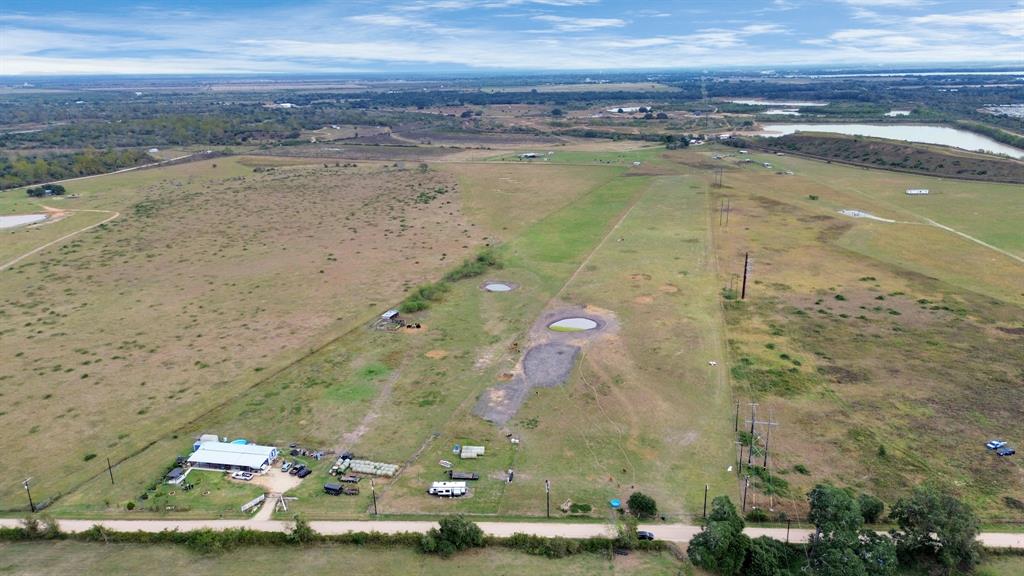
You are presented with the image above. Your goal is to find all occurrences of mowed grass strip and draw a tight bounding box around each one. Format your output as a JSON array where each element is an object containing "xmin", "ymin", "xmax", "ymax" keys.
[{"xmin": 0, "ymin": 542, "xmax": 684, "ymax": 576}]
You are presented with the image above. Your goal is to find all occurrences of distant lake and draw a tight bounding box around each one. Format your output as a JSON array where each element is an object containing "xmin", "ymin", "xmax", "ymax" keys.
[
  {"xmin": 728, "ymin": 99, "xmax": 827, "ymax": 107},
  {"xmin": 759, "ymin": 123, "xmax": 1024, "ymax": 159}
]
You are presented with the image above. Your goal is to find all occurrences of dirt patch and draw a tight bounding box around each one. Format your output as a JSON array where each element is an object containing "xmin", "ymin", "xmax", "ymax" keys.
[
  {"xmin": 629, "ymin": 273, "xmax": 652, "ymax": 281},
  {"xmin": 498, "ymin": 372, "xmax": 514, "ymax": 381},
  {"xmin": 658, "ymin": 284, "xmax": 679, "ymax": 293},
  {"xmin": 425, "ymin": 349, "xmax": 448, "ymax": 359},
  {"xmin": 996, "ymin": 326, "xmax": 1024, "ymax": 336},
  {"xmin": 251, "ymin": 468, "xmax": 303, "ymax": 495},
  {"xmin": 633, "ymin": 295, "xmax": 654, "ymax": 304},
  {"xmin": 474, "ymin": 304, "xmax": 617, "ymax": 425}
]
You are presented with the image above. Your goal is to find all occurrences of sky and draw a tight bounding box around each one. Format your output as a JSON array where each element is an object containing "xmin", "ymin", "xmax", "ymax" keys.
[{"xmin": 1, "ymin": 0, "xmax": 1022, "ymax": 75}]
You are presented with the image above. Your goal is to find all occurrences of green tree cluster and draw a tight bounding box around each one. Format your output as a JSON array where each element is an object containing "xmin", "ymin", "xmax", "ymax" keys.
[{"xmin": 419, "ymin": 514, "xmax": 485, "ymax": 557}]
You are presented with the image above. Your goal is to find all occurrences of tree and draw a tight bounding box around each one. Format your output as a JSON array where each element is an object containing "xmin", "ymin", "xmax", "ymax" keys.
[
  {"xmin": 745, "ymin": 536, "xmax": 791, "ymax": 576},
  {"xmin": 890, "ymin": 485, "xmax": 981, "ymax": 574},
  {"xmin": 858, "ymin": 494, "xmax": 885, "ymax": 524},
  {"xmin": 420, "ymin": 514, "xmax": 484, "ymax": 557},
  {"xmin": 656, "ymin": 112, "xmax": 669, "ymax": 120},
  {"xmin": 460, "ymin": 110, "xmax": 474, "ymax": 118},
  {"xmin": 289, "ymin": 515, "xmax": 317, "ymax": 544},
  {"xmin": 551, "ymin": 108, "xmax": 564, "ymax": 116},
  {"xmin": 808, "ymin": 485, "xmax": 898, "ymax": 576},
  {"xmin": 627, "ymin": 491, "xmax": 657, "ymax": 519},
  {"xmin": 688, "ymin": 496, "xmax": 751, "ymax": 576}
]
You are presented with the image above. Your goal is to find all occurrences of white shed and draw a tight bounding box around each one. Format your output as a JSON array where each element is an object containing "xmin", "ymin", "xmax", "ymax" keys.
[{"xmin": 905, "ymin": 189, "xmax": 929, "ymax": 195}]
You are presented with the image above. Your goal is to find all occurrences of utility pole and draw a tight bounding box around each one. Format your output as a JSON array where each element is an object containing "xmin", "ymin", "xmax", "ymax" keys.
[
  {"xmin": 735, "ymin": 441, "xmax": 744, "ymax": 476},
  {"xmin": 107, "ymin": 457, "xmax": 115, "ymax": 485},
  {"xmin": 724, "ymin": 198, "xmax": 731, "ymax": 226},
  {"xmin": 703, "ymin": 484, "xmax": 709, "ymax": 522},
  {"xmin": 747, "ymin": 402, "xmax": 758, "ymax": 466},
  {"xmin": 370, "ymin": 478, "xmax": 378, "ymax": 516},
  {"xmin": 22, "ymin": 478, "xmax": 34, "ymax": 513},
  {"xmin": 786, "ymin": 519, "xmax": 792, "ymax": 543},
  {"xmin": 545, "ymin": 479, "xmax": 551, "ymax": 519},
  {"xmin": 763, "ymin": 414, "xmax": 774, "ymax": 469},
  {"xmin": 741, "ymin": 475, "xmax": 750, "ymax": 513},
  {"xmin": 741, "ymin": 252, "xmax": 750, "ymax": 299}
]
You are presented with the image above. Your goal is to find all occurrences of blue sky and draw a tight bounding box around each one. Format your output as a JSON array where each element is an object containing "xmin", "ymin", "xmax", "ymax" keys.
[{"xmin": 1, "ymin": 0, "xmax": 1022, "ymax": 75}]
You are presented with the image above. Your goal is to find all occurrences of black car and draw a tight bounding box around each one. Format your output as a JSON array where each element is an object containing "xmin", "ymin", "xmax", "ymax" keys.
[
  {"xmin": 637, "ymin": 531, "xmax": 655, "ymax": 541},
  {"xmin": 297, "ymin": 467, "xmax": 313, "ymax": 478},
  {"xmin": 996, "ymin": 447, "xmax": 1016, "ymax": 457},
  {"xmin": 289, "ymin": 464, "xmax": 305, "ymax": 476}
]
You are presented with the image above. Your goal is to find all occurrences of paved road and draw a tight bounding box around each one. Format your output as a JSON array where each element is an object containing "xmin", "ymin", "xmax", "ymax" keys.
[{"xmin": 1, "ymin": 518, "xmax": 1020, "ymax": 548}]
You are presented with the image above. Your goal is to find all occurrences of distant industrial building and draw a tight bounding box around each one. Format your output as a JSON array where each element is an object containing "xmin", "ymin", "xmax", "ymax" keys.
[{"xmin": 905, "ymin": 189, "xmax": 930, "ymax": 195}]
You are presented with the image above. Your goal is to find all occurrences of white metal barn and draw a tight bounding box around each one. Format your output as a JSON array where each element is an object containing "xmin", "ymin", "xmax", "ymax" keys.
[
  {"xmin": 905, "ymin": 189, "xmax": 929, "ymax": 195},
  {"xmin": 187, "ymin": 442, "xmax": 278, "ymax": 473}
]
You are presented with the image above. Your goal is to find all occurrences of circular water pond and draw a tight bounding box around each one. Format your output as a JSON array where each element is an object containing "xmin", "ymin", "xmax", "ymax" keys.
[
  {"xmin": 548, "ymin": 317, "xmax": 598, "ymax": 332},
  {"xmin": 484, "ymin": 283, "xmax": 513, "ymax": 292}
]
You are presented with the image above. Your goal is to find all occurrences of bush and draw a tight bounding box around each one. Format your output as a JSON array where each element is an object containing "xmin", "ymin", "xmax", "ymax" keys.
[
  {"xmin": 420, "ymin": 515, "xmax": 484, "ymax": 557},
  {"xmin": 289, "ymin": 516, "xmax": 318, "ymax": 544},
  {"xmin": 858, "ymin": 493, "xmax": 885, "ymax": 524},
  {"xmin": 627, "ymin": 492, "xmax": 658, "ymax": 520},
  {"xmin": 746, "ymin": 508, "xmax": 769, "ymax": 523},
  {"xmin": 125, "ymin": 501, "xmax": 136, "ymax": 511}
]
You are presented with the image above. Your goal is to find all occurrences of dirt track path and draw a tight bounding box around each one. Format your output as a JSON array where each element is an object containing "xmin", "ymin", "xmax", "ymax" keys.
[
  {"xmin": 0, "ymin": 209, "xmax": 120, "ymax": 272},
  {"xmin": 0, "ymin": 517, "xmax": 1020, "ymax": 547}
]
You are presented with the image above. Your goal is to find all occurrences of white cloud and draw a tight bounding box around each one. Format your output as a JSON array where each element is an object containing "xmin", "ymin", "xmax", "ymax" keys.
[{"xmin": 531, "ymin": 15, "xmax": 627, "ymax": 31}]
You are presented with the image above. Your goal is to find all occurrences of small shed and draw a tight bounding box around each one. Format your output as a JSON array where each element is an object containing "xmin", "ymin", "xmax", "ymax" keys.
[{"xmin": 381, "ymin": 309, "xmax": 400, "ymax": 321}]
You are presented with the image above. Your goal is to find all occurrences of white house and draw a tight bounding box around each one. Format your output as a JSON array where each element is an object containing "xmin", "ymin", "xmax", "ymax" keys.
[{"xmin": 187, "ymin": 442, "xmax": 278, "ymax": 473}]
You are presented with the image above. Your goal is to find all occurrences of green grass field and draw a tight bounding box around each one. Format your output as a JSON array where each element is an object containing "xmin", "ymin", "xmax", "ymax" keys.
[
  {"xmin": 2, "ymin": 140, "xmax": 1019, "ymax": 530},
  {"xmin": 701, "ymin": 145, "xmax": 1023, "ymax": 519},
  {"xmin": 0, "ymin": 542, "xmax": 686, "ymax": 575}
]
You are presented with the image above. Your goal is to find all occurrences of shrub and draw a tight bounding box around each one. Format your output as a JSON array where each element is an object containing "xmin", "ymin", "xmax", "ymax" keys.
[
  {"xmin": 420, "ymin": 515, "xmax": 484, "ymax": 557},
  {"xmin": 858, "ymin": 494, "xmax": 885, "ymax": 524},
  {"xmin": 83, "ymin": 453, "xmax": 97, "ymax": 462},
  {"xmin": 627, "ymin": 492, "xmax": 658, "ymax": 520},
  {"xmin": 289, "ymin": 516, "xmax": 318, "ymax": 544},
  {"xmin": 746, "ymin": 508, "xmax": 769, "ymax": 523}
]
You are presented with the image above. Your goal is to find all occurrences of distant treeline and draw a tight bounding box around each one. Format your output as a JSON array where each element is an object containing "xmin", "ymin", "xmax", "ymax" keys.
[
  {"xmin": 726, "ymin": 133, "xmax": 1024, "ymax": 183},
  {"xmin": 954, "ymin": 120, "xmax": 1024, "ymax": 150},
  {"xmin": 1, "ymin": 149, "xmax": 154, "ymax": 189}
]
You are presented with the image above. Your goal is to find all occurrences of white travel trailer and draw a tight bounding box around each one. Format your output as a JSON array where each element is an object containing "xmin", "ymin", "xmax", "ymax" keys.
[{"xmin": 428, "ymin": 481, "xmax": 467, "ymax": 497}]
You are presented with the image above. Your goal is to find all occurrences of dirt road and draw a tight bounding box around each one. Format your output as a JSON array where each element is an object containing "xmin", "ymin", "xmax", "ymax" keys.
[{"xmin": 0, "ymin": 518, "xmax": 1020, "ymax": 548}]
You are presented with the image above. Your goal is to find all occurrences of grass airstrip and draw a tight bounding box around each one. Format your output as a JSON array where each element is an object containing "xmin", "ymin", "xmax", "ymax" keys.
[{"xmin": 0, "ymin": 140, "xmax": 1020, "ymax": 525}]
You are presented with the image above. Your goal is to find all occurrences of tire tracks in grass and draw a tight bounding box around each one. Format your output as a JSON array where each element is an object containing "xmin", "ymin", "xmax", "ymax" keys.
[{"xmin": 0, "ymin": 209, "xmax": 120, "ymax": 272}]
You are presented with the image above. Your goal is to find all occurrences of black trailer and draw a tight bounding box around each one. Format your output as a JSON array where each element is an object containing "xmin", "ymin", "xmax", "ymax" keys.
[
  {"xmin": 448, "ymin": 471, "xmax": 480, "ymax": 481},
  {"xmin": 324, "ymin": 482, "xmax": 343, "ymax": 496}
]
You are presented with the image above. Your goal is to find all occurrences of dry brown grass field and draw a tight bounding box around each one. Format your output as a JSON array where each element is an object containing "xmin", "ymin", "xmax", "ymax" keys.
[
  {"xmin": 700, "ymin": 147, "xmax": 1024, "ymax": 519},
  {"xmin": 0, "ymin": 156, "xmax": 481, "ymax": 510}
]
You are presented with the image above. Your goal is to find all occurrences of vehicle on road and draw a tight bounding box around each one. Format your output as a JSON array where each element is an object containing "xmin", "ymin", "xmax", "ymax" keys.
[
  {"xmin": 637, "ymin": 531, "xmax": 655, "ymax": 541},
  {"xmin": 986, "ymin": 440, "xmax": 1008, "ymax": 450},
  {"xmin": 231, "ymin": 471, "xmax": 253, "ymax": 481}
]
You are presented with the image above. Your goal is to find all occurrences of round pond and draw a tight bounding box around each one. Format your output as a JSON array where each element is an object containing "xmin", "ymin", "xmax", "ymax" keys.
[
  {"xmin": 548, "ymin": 317, "xmax": 598, "ymax": 332},
  {"xmin": 484, "ymin": 283, "xmax": 513, "ymax": 292}
]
